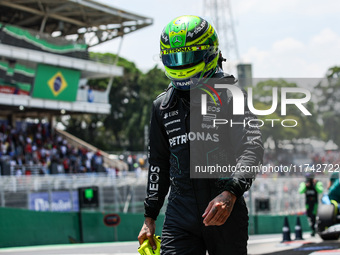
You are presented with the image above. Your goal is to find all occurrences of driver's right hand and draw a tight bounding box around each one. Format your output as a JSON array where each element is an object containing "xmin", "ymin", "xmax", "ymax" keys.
[{"xmin": 138, "ymin": 217, "xmax": 157, "ymax": 250}]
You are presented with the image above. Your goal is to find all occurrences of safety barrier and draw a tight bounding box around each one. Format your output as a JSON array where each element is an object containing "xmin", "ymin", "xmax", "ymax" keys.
[
  {"xmin": 249, "ymin": 214, "xmax": 310, "ymax": 235},
  {"xmin": 0, "ymin": 207, "xmax": 165, "ymax": 248},
  {"xmin": 0, "ymin": 207, "xmax": 310, "ymax": 248}
]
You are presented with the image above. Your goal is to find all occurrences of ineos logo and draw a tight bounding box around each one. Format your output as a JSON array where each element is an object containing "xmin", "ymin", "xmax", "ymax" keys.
[{"xmin": 207, "ymin": 106, "xmax": 220, "ymax": 113}]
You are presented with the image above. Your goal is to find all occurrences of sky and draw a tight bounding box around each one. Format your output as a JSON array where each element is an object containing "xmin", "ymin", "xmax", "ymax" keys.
[{"xmin": 92, "ymin": 0, "xmax": 340, "ymax": 78}]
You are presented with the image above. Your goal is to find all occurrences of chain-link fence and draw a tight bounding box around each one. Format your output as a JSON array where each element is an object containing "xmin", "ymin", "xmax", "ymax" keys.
[
  {"xmin": 0, "ymin": 172, "xmax": 149, "ymax": 213},
  {"xmin": 0, "ymin": 173, "xmax": 328, "ymax": 215},
  {"xmin": 246, "ymin": 177, "xmax": 328, "ymax": 215}
]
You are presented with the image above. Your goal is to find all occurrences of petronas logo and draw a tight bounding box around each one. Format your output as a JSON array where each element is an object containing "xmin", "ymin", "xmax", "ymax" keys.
[{"xmin": 48, "ymin": 71, "xmax": 68, "ymax": 97}]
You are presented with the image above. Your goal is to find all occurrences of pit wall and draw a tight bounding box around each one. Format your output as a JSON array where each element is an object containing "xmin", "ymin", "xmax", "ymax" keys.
[{"xmin": 0, "ymin": 207, "xmax": 310, "ymax": 248}]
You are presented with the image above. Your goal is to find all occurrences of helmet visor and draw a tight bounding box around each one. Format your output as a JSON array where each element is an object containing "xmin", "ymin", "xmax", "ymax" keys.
[{"xmin": 161, "ymin": 45, "xmax": 211, "ymax": 67}]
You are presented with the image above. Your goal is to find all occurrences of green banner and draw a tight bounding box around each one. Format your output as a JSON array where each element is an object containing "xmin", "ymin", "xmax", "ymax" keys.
[{"xmin": 33, "ymin": 64, "xmax": 80, "ymax": 101}]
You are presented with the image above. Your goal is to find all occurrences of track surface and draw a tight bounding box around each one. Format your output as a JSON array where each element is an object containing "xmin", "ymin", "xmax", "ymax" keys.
[{"xmin": 0, "ymin": 234, "xmax": 340, "ymax": 255}]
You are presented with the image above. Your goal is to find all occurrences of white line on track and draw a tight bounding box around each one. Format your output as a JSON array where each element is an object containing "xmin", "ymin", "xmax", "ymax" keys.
[
  {"xmin": 0, "ymin": 241, "xmax": 138, "ymax": 253},
  {"xmin": 248, "ymin": 237, "xmax": 282, "ymax": 244}
]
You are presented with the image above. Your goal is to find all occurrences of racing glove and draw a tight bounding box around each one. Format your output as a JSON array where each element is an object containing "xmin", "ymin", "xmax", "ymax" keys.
[{"xmin": 138, "ymin": 235, "xmax": 161, "ymax": 255}]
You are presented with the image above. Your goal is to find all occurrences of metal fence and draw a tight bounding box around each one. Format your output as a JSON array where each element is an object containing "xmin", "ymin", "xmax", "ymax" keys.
[
  {"xmin": 0, "ymin": 172, "xmax": 149, "ymax": 213},
  {"xmin": 0, "ymin": 173, "xmax": 328, "ymax": 215}
]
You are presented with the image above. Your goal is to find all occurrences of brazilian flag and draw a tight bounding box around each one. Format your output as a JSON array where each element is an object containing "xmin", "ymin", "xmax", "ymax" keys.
[{"xmin": 32, "ymin": 64, "xmax": 80, "ymax": 101}]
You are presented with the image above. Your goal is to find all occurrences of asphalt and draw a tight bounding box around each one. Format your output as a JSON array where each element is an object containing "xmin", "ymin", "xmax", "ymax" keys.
[
  {"xmin": 248, "ymin": 233, "xmax": 340, "ymax": 255},
  {"xmin": 0, "ymin": 233, "xmax": 339, "ymax": 255}
]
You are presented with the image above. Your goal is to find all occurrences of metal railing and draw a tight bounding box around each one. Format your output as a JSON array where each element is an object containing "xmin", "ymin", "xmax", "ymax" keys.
[
  {"xmin": 0, "ymin": 174, "xmax": 327, "ymax": 215},
  {"xmin": 0, "ymin": 172, "xmax": 148, "ymax": 213}
]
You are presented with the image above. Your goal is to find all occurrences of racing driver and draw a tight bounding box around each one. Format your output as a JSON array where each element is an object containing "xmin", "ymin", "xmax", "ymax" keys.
[{"xmin": 138, "ymin": 15, "xmax": 264, "ymax": 255}]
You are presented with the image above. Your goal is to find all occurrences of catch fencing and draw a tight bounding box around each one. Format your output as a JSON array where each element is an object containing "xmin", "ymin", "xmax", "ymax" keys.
[{"xmin": 0, "ymin": 173, "xmax": 327, "ymax": 215}]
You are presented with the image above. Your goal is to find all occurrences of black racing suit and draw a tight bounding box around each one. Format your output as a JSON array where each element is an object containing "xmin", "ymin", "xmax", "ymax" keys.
[
  {"xmin": 305, "ymin": 180, "xmax": 320, "ymax": 235},
  {"xmin": 144, "ymin": 72, "xmax": 264, "ymax": 255}
]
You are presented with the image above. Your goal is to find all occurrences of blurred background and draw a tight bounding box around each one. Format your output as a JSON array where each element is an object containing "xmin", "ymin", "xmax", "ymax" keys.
[{"xmin": 0, "ymin": 0, "xmax": 339, "ymax": 248}]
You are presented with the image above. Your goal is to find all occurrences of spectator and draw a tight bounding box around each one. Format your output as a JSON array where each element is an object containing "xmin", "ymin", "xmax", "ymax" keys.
[{"xmin": 0, "ymin": 122, "xmax": 116, "ymax": 175}]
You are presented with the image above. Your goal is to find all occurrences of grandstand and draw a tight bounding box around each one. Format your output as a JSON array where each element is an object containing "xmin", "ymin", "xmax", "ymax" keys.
[
  {"xmin": 0, "ymin": 0, "xmax": 154, "ymax": 212},
  {"xmin": 0, "ymin": 1, "xmax": 315, "ymax": 217},
  {"xmin": 0, "ymin": 0, "xmax": 152, "ymax": 172},
  {"xmin": 0, "ymin": 3, "xmax": 333, "ymax": 249},
  {"xmin": 0, "ymin": 0, "xmax": 324, "ymax": 222}
]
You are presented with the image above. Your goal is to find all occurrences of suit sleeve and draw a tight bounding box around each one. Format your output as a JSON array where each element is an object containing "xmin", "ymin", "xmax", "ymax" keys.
[
  {"xmin": 299, "ymin": 182, "xmax": 307, "ymax": 194},
  {"xmin": 144, "ymin": 100, "xmax": 171, "ymax": 220},
  {"xmin": 315, "ymin": 181, "xmax": 323, "ymax": 194},
  {"xmin": 222, "ymin": 89, "xmax": 264, "ymax": 198}
]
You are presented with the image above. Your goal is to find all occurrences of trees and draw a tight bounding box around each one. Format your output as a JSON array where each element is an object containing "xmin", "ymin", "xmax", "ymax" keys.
[
  {"xmin": 63, "ymin": 52, "xmax": 168, "ymax": 152},
  {"xmin": 63, "ymin": 53, "xmax": 338, "ymax": 153},
  {"xmin": 249, "ymin": 79, "xmax": 320, "ymax": 153},
  {"xmin": 315, "ymin": 66, "xmax": 340, "ymax": 148}
]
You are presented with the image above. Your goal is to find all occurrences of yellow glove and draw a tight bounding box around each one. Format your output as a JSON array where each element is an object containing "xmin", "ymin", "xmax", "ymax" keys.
[{"xmin": 138, "ymin": 235, "xmax": 161, "ymax": 255}]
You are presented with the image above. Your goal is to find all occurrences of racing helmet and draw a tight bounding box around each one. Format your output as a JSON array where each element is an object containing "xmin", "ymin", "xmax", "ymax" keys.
[
  {"xmin": 160, "ymin": 15, "xmax": 220, "ymax": 90},
  {"xmin": 305, "ymin": 170, "xmax": 315, "ymax": 183}
]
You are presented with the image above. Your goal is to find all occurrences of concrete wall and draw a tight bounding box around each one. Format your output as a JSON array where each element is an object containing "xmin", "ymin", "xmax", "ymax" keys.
[
  {"xmin": 250, "ymin": 214, "xmax": 310, "ymax": 235},
  {"xmin": 0, "ymin": 207, "xmax": 309, "ymax": 248}
]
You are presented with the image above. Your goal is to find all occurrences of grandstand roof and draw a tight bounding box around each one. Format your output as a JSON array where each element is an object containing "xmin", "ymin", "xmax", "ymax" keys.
[{"xmin": 0, "ymin": 0, "xmax": 153, "ymax": 47}]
